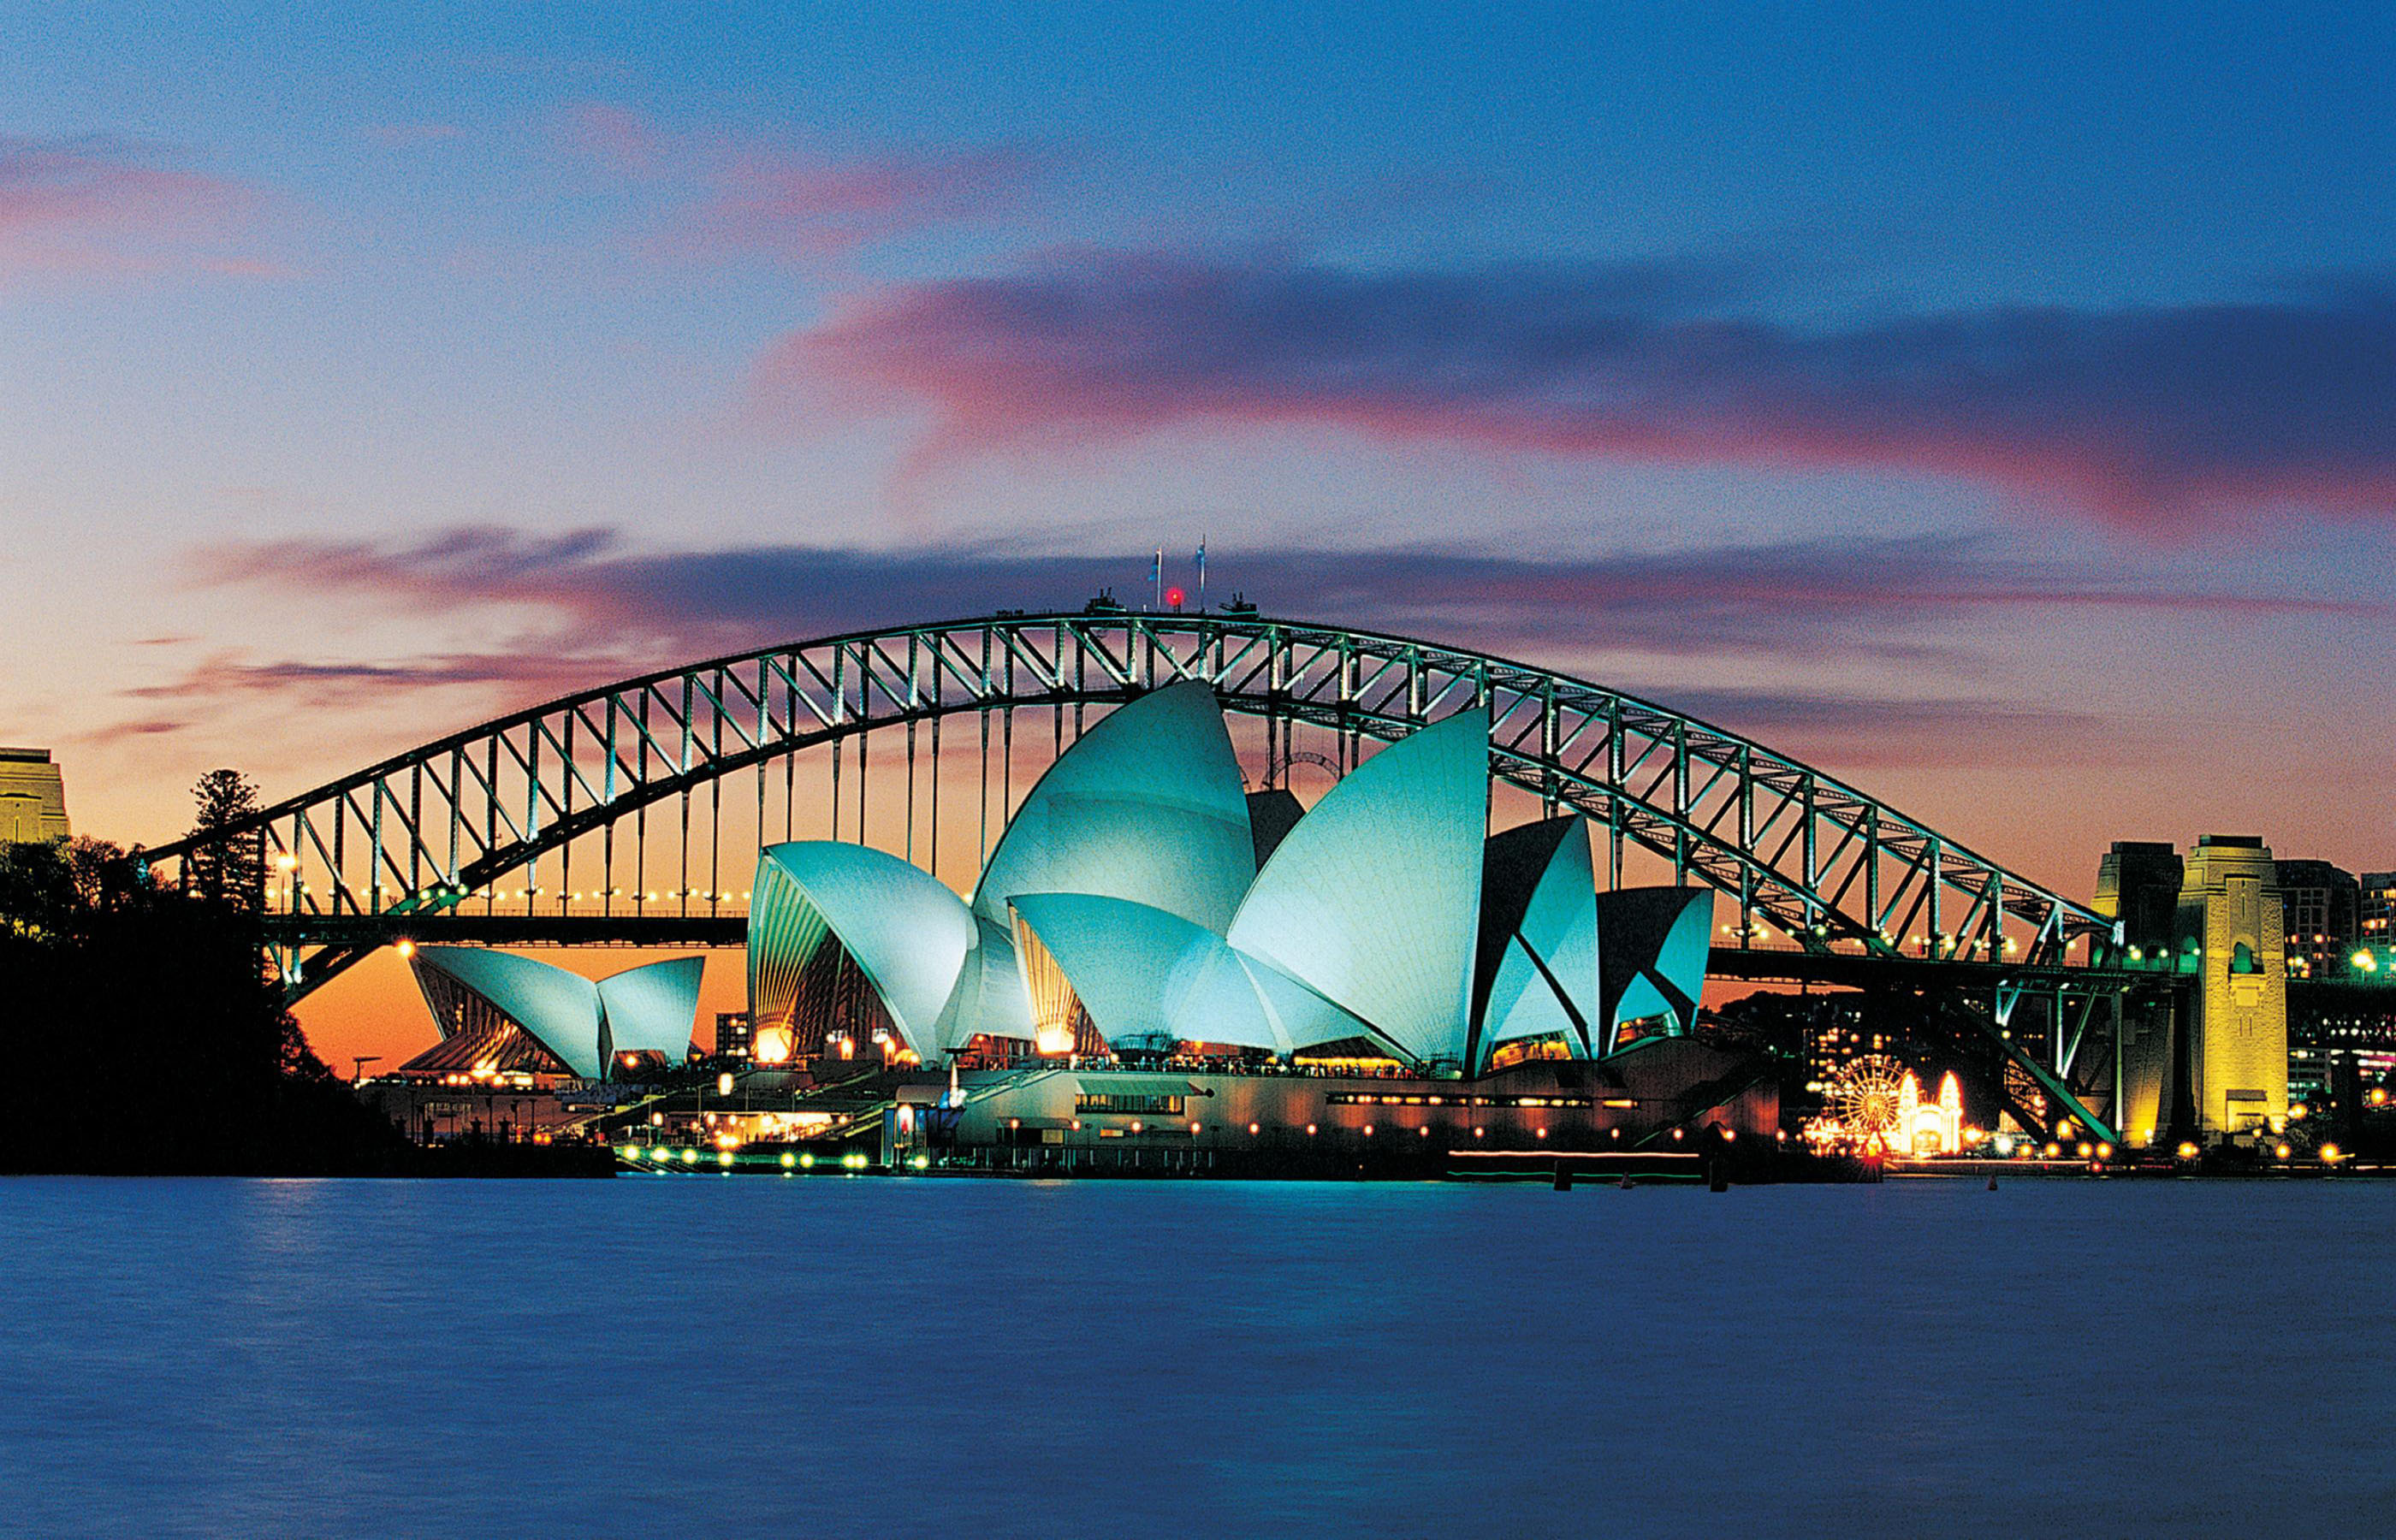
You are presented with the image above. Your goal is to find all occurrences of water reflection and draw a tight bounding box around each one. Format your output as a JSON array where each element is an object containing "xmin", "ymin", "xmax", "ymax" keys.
[{"xmin": 0, "ymin": 1179, "xmax": 2388, "ymax": 1537}]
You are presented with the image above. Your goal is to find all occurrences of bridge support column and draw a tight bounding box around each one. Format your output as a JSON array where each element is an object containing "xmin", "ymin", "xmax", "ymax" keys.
[
  {"xmin": 2178, "ymin": 836, "xmax": 2287, "ymax": 1140},
  {"xmin": 2097, "ymin": 834, "xmax": 2288, "ymax": 1145}
]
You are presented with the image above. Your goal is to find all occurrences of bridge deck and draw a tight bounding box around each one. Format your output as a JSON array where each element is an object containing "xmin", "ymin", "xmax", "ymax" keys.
[{"xmin": 265, "ymin": 913, "xmax": 2163, "ymax": 993}]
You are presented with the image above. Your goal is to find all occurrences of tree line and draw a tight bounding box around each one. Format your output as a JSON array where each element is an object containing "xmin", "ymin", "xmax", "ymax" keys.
[{"xmin": 0, "ymin": 770, "xmax": 407, "ymax": 1174}]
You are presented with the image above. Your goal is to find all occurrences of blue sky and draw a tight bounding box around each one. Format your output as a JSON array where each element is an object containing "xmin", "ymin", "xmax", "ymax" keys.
[{"xmin": 4, "ymin": 0, "xmax": 2392, "ymax": 897}]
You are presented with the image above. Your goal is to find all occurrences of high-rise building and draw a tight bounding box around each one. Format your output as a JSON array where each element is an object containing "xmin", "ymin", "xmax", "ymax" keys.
[
  {"xmin": 2095, "ymin": 840, "xmax": 2183, "ymax": 1143},
  {"xmin": 0, "ymin": 748, "xmax": 69, "ymax": 844},
  {"xmin": 2359, "ymin": 872, "xmax": 2396, "ymax": 951},
  {"xmin": 2274, "ymin": 859, "xmax": 2358, "ymax": 980}
]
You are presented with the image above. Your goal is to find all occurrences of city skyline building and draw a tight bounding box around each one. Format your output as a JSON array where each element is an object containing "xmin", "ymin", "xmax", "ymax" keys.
[
  {"xmin": 2274, "ymin": 859, "xmax": 2359, "ymax": 980},
  {"xmin": 2361, "ymin": 873, "xmax": 2396, "ymax": 952}
]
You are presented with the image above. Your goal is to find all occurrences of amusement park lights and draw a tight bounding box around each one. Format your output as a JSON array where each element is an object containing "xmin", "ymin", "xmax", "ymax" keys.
[{"xmin": 1806, "ymin": 1057, "xmax": 1964, "ymax": 1156}]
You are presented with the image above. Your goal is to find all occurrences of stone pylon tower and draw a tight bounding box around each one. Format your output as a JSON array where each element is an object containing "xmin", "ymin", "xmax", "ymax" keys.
[
  {"xmin": 2176, "ymin": 836, "xmax": 2287, "ymax": 1137},
  {"xmin": 0, "ymin": 748, "xmax": 70, "ymax": 844}
]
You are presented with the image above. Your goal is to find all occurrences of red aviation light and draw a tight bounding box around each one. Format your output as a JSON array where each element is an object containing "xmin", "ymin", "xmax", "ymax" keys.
[{"xmin": 1165, "ymin": 585, "xmax": 1187, "ymax": 609}]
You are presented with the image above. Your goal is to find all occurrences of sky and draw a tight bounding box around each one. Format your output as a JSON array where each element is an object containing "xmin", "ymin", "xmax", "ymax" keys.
[{"xmin": 4, "ymin": 3, "xmax": 2391, "ymax": 1065}]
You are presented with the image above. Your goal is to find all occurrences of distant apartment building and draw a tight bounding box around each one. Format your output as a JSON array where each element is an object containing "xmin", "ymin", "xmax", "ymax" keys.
[
  {"xmin": 0, "ymin": 748, "xmax": 69, "ymax": 844},
  {"xmin": 2361, "ymin": 872, "xmax": 2396, "ymax": 951},
  {"xmin": 2274, "ymin": 859, "xmax": 2359, "ymax": 980}
]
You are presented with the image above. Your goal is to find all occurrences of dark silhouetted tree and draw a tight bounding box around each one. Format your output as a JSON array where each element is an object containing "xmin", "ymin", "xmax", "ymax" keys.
[
  {"xmin": 0, "ymin": 828, "xmax": 404, "ymax": 1173},
  {"xmin": 186, "ymin": 767, "xmax": 264, "ymax": 912}
]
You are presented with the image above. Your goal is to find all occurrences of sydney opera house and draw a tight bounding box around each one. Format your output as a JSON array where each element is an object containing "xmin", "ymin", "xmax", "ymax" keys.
[
  {"xmin": 400, "ymin": 948, "xmax": 703, "ymax": 1081},
  {"xmin": 745, "ymin": 684, "xmax": 1774, "ymax": 1162}
]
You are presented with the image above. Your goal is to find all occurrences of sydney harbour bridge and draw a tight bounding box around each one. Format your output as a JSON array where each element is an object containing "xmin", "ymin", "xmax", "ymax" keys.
[{"xmin": 141, "ymin": 608, "xmax": 2164, "ymax": 1146}]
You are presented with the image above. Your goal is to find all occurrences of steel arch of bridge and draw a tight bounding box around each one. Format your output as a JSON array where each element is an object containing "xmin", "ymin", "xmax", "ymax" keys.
[{"xmin": 145, "ymin": 611, "xmax": 2124, "ymax": 1129}]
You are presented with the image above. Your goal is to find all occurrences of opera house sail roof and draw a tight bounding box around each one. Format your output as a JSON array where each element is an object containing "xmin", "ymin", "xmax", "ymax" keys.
[
  {"xmin": 406, "ymin": 947, "xmax": 703, "ymax": 1081},
  {"xmin": 744, "ymin": 684, "xmax": 1715, "ymax": 1074},
  {"xmin": 1474, "ymin": 816, "xmax": 1603, "ymax": 1066},
  {"xmin": 970, "ymin": 679, "xmax": 1256, "ymax": 935},
  {"xmin": 1225, "ymin": 710, "xmax": 1486, "ymax": 1066},
  {"xmin": 750, "ymin": 840, "xmax": 977, "ymax": 1068}
]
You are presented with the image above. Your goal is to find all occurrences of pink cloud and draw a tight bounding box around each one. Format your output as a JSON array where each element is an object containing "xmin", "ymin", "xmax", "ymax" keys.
[
  {"xmin": 756, "ymin": 251, "xmax": 2396, "ymax": 526},
  {"xmin": 0, "ymin": 134, "xmax": 264, "ymax": 281},
  {"xmin": 74, "ymin": 717, "xmax": 187, "ymax": 746},
  {"xmin": 361, "ymin": 122, "xmax": 471, "ymax": 146},
  {"xmin": 558, "ymin": 103, "xmax": 666, "ymax": 173},
  {"xmin": 183, "ymin": 525, "xmax": 2380, "ymax": 679},
  {"xmin": 557, "ymin": 103, "xmax": 1041, "ymax": 262},
  {"xmin": 686, "ymin": 144, "xmax": 1041, "ymax": 259},
  {"xmin": 120, "ymin": 644, "xmax": 626, "ymax": 711}
]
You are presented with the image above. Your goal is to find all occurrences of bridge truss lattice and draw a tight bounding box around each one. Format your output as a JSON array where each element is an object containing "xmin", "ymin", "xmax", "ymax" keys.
[{"xmin": 143, "ymin": 611, "xmax": 2132, "ymax": 1139}]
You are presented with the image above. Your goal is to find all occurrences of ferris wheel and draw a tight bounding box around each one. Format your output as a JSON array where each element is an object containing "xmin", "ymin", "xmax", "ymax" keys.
[{"xmin": 1831, "ymin": 1054, "xmax": 1909, "ymax": 1150}]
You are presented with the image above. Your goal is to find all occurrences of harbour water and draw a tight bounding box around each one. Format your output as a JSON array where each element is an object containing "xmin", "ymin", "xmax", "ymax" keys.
[{"xmin": 3, "ymin": 1176, "xmax": 2389, "ymax": 1537}]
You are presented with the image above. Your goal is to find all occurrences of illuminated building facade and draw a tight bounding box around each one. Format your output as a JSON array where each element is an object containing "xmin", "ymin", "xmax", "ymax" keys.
[
  {"xmin": 2360, "ymin": 872, "xmax": 2396, "ymax": 951},
  {"xmin": 2096, "ymin": 836, "xmax": 2298, "ymax": 1143},
  {"xmin": 2095, "ymin": 839, "xmax": 2187, "ymax": 1146},
  {"xmin": 944, "ymin": 1043, "xmax": 1777, "ymax": 1164},
  {"xmin": 0, "ymin": 748, "xmax": 69, "ymax": 844},
  {"xmin": 741, "ymin": 684, "xmax": 1747, "ymax": 1144},
  {"xmin": 2274, "ymin": 859, "xmax": 2358, "ymax": 980},
  {"xmin": 1895, "ymin": 1069, "xmax": 1965, "ymax": 1154}
]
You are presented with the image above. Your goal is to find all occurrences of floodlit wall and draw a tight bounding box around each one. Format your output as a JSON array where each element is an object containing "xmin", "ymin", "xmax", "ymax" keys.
[
  {"xmin": 0, "ymin": 748, "xmax": 69, "ymax": 844},
  {"xmin": 2178, "ymin": 836, "xmax": 2288, "ymax": 1134},
  {"xmin": 1227, "ymin": 712, "xmax": 1488, "ymax": 1065}
]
